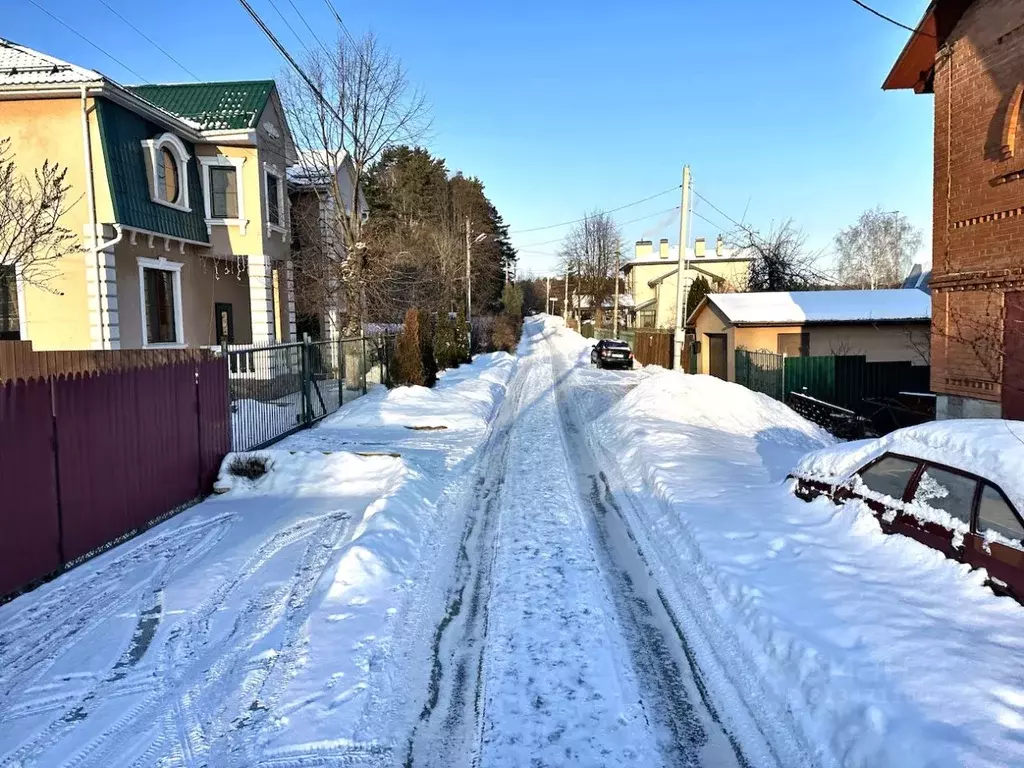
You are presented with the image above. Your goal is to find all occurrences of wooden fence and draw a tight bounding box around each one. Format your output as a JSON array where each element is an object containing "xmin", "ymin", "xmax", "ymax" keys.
[
  {"xmin": 0, "ymin": 359, "xmax": 230, "ymax": 598},
  {"xmin": 0, "ymin": 340, "xmax": 214, "ymax": 382}
]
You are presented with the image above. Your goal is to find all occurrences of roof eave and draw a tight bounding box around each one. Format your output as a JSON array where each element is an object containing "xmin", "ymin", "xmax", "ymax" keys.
[
  {"xmin": 730, "ymin": 317, "xmax": 931, "ymax": 327},
  {"xmin": 882, "ymin": 0, "xmax": 976, "ymax": 93}
]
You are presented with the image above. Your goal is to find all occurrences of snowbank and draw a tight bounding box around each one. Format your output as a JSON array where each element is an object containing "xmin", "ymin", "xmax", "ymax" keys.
[
  {"xmin": 795, "ymin": 419, "xmax": 1024, "ymax": 512},
  {"xmin": 586, "ymin": 364, "xmax": 1024, "ymax": 767},
  {"xmin": 324, "ymin": 352, "xmax": 515, "ymax": 431}
]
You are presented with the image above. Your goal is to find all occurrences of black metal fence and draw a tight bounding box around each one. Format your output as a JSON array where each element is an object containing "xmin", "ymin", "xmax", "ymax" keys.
[
  {"xmin": 735, "ymin": 348, "xmax": 785, "ymax": 400},
  {"xmin": 223, "ymin": 335, "xmax": 396, "ymax": 451}
]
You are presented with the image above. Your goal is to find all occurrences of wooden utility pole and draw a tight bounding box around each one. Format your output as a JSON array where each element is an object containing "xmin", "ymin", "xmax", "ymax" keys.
[
  {"xmin": 465, "ymin": 217, "xmax": 472, "ymax": 348},
  {"xmin": 673, "ymin": 165, "xmax": 692, "ymax": 370},
  {"xmin": 613, "ymin": 249, "xmax": 621, "ymax": 337}
]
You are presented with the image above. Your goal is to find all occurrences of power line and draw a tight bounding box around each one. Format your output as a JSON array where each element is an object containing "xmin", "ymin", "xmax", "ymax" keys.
[
  {"xmin": 236, "ymin": 0, "xmax": 357, "ymax": 150},
  {"xmin": 93, "ymin": 0, "xmax": 201, "ymax": 80},
  {"xmin": 508, "ymin": 185, "xmax": 681, "ymax": 234},
  {"xmin": 24, "ymin": 0, "xmax": 150, "ymax": 83},
  {"xmin": 265, "ymin": 0, "xmax": 317, "ymax": 60},
  {"xmin": 283, "ymin": 0, "xmax": 333, "ymax": 58},
  {"xmin": 517, "ymin": 205, "xmax": 681, "ymax": 249},
  {"xmin": 849, "ymin": 0, "xmax": 935, "ymax": 38}
]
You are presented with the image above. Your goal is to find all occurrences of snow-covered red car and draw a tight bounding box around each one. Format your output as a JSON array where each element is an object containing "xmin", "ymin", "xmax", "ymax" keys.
[
  {"xmin": 590, "ymin": 339, "xmax": 634, "ymax": 369},
  {"xmin": 790, "ymin": 420, "xmax": 1024, "ymax": 602}
]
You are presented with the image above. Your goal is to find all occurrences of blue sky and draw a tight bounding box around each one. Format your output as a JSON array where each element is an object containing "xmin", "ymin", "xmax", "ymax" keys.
[{"xmin": 6, "ymin": 0, "xmax": 934, "ymax": 276}]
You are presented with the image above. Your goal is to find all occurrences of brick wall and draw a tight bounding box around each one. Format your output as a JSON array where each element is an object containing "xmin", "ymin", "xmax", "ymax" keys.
[{"xmin": 931, "ymin": 0, "xmax": 1024, "ymax": 408}]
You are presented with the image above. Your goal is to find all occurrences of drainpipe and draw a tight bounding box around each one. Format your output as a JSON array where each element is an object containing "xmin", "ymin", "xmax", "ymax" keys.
[{"xmin": 81, "ymin": 87, "xmax": 123, "ymax": 349}]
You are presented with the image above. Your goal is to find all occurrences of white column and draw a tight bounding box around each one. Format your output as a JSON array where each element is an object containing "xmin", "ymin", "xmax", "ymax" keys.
[
  {"xmin": 247, "ymin": 252, "xmax": 275, "ymax": 345},
  {"xmin": 284, "ymin": 258, "xmax": 297, "ymax": 342},
  {"xmin": 84, "ymin": 223, "xmax": 120, "ymax": 350}
]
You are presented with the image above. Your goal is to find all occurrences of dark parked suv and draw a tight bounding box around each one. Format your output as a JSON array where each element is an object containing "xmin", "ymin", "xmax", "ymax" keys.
[{"xmin": 590, "ymin": 339, "xmax": 634, "ymax": 370}]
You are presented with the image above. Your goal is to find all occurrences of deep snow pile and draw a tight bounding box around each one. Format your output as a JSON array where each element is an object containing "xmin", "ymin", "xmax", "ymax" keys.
[
  {"xmin": 322, "ymin": 351, "xmax": 515, "ymax": 432},
  {"xmin": 585, "ymin": 362, "xmax": 1024, "ymax": 767}
]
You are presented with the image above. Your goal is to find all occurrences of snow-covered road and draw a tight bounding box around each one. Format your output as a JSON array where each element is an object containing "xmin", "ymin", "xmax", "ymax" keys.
[{"xmin": 6, "ymin": 316, "xmax": 1024, "ymax": 767}]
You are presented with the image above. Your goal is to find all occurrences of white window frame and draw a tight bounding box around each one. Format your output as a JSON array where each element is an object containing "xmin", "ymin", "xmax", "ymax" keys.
[
  {"xmin": 200, "ymin": 155, "xmax": 247, "ymax": 235},
  {"xmin": 140, "ymin": 132, "xmax": 191, "ymax": 212},
  {"xmin": 137, "ymin": 256, "xmax": 185, "ymax": 348},
  {"xmin": 263, "ymin": 162, "xmax": 288, "ymax": 238}
]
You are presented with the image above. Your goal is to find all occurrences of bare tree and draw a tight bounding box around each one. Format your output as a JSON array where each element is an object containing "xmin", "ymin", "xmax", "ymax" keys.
[
  {"xmin": 558, "ymin": 211, "xmax": 621, "ymax": 324},
  {"xmin": 282, "ymin": 32, "xmax": 430, "ymax": 334},
  {"xmin": 733, "ymin": 219, "xmax": 826, "ymax": 292},
  {"xmin": 834, "ymin": 207, "xmax": 922, "ymax": 289},
  {"xmin": 0, "ymin": 137, "xmax": 77, "ymax": 287}
]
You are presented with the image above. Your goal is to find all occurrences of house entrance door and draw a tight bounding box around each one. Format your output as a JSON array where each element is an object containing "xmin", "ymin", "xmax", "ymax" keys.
[
  {"xmin": 1004, "ymin": 291, "xmax": 1024, "ymax": 419},
  {"xmin": 708, "ymin": 334, "xmax": 728, "ymax": 380}
]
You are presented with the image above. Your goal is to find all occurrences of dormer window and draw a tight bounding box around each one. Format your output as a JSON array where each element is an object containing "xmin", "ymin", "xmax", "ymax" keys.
[{"xmin": 141, "ymin": 133, "xmax": 191, "ymax": 212}]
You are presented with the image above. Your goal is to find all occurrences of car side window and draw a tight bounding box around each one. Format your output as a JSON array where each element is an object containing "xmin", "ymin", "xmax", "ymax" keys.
[
  {"xmin": 856, "ymin": 455, "xmax": 920, "ymax": 501},
  {"xmin": 910, "ymin": 465, "xmax": 978, "ymax": 526},
  {"xmin": 977, "ymin": 484, "xmax": 1024, "ymax": 545}
]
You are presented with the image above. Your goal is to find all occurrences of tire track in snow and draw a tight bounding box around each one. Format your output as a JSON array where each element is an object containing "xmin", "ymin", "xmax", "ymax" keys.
[
  {"xmin": 17, "ymin": 511, "xmax": 348, "ymax": 768},
  {"xmin": 402, "ymin": 345, "xmax": 529, "ymax": 767}
]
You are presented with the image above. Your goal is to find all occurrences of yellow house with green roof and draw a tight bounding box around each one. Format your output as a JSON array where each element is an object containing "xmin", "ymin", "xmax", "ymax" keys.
[{"xmin": 0, "ymin": 38, "xmax": 297, "ymax": 350}]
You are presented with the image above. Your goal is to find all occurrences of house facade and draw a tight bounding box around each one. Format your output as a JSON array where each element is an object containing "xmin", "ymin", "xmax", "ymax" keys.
[
  {"xmin": 288, "ymin": 149, "xmax": 368, "ymax": 339},
  {"xmin": 688, "ymin": 290, "xmax": 932, "ymax": 381},
  {"xmin": 884, "ymin": 0, "xmax": 1024, "ymax": 419},
  {"xmin": 622, "ymin": 236, "xmax": 752, "ymax": 329},
  {"xmin": 0, "ymin": 39, "xmax": 297, "ymax": 351}
]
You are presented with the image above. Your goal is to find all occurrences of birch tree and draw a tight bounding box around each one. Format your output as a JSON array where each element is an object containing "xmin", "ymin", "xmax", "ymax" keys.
[{"xmin": 834, "ymin": 208, "xmax": 922, "ymax": 289}]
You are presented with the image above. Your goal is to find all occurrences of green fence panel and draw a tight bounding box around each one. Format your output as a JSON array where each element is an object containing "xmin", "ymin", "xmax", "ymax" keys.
[{"xmin": 785, "ymin": 356, "xmax": 837, "ymax": 402}]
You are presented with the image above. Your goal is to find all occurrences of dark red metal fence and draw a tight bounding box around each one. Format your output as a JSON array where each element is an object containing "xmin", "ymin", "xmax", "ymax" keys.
[{"xmin": 0, "ymin": 359, "xmax": 230, "ymax": 596}]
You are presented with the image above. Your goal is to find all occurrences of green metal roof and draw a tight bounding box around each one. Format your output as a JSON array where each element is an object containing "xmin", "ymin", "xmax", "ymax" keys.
[
  {"xmin": 95, "ymin": 98, "xmax": 209, "ymax": 243},
  {"xmin": 127, "ymin": 81, "xmax": 275, "ymax": 131}
]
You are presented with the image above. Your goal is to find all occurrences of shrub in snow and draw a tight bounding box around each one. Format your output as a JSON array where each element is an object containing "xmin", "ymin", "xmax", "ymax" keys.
[
  {"xmin": 454, "ymin": 309, "xmax": 471, "ymax": 364},
  {"xmin": 228, "ymin": 454, "xmax": 269, "ymax": 480},
  {"xmin": 433, "ymin": 313, "xmax": 459, "ymax": 372},
  {"xmin": 393, "ymin": 308, "xmax": 425, "ymax": 387},
  {"xmin": 417, "ymin": 308, "xmax": 438, "ymax": 387},
  {"xmin": 492, "ymin": 313, "xmax": 522, "ymax": 353}
]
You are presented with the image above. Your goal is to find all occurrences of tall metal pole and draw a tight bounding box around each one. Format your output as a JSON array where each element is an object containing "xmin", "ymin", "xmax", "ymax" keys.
[
  {"xmin": 546, "ymin": 276, "xmax": 551, "ymax": 316},
  {"xmin": 465, "ymin": 216, "xmax": 472, "ymax": 348},
  {"xmin": 613, "ymin": 249, "xmax": 621, "ymax": 337},
  {"xmin": 673, "ymin": 165, "xmax": 692, "ymax": 370}
]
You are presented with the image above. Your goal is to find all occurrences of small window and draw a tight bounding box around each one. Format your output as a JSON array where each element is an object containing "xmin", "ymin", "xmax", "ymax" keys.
[
  {"xmin": 0, "ymin": 265, "xmax": 20, "ymax": 340},
  {"xmin": 210, "ymin": 167, "xmax": 239, "ymax": 219},
  {"xmin": 777, "ymin": 332, "xmax": 809, "ymax": 357},
  {"xmin": 266, "ymin": 171, "xmax": 281, "ymax": 226},
  {"xmin": 910, "ymin": 466, "xmax": 979, "ymax": 526},
  {"xmin": 857, "ymin": 455, "xmax": 920, "ymax": 501},
  {"xmin": 157, "ymin": 147, "xmax": 180, "ymax": 204},
  {"xmin": 143, "ymin": 267, "xmax": 179, "ymax": 344},
  {"xmin": 978, "ymin": 484, "xmax": 1024, "ymax": 543},
  {"xmin": 215, "ymin": 302, "xmax": 234, "ymax": 344}
]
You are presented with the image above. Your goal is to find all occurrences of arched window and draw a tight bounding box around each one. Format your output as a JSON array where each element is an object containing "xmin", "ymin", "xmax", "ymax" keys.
[{"xmin": 142, "ymin": 133, "xmax": 191, "ymax": 211}]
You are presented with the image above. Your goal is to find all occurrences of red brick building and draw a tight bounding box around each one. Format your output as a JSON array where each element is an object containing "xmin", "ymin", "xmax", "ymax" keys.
[{"xmin": 885, "ymin": 0, "xmax": 1024, "ymax": 419}]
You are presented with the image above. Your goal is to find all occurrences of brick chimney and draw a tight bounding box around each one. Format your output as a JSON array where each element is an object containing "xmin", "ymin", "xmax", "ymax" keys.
[
  {"xmin": 716, "ymin": 234, "xmax": 724, "ymax": 257},
  {"xmin": 659, "ymin": 238, "xmax": 669, "ymax": 259},
  {"xmin": 694, "ymin": 237, "xmax": 706, "ymax": 258},
  {"xmin": 634, "ymin": 239, "xmax": 653, "ymax": 259}
]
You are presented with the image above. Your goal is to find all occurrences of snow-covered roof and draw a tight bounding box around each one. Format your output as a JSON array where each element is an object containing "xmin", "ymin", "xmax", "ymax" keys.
[
  {"xmin": 902, "ymin": 263, "xmax": 932, "ymax": 293},
  {"xmin": 622, "ymin": 245, "xmax": 752, "ymax": 271},
  {"xmin": 700, "ymin": 289, "xmax": 931, "ymax": 326},
  {"xmin": 288, "ymin": 148, "xmax": 350, "ymax": 185},
  {"xmin": 0, "ymin": 38, "xmax": 103, "ymax": 86},
  {"xmin": 572, "ymin": 294, "xmax": 636, "ymax": 309},
  {"xmin": 795, "ymin": 420, "xmax": 1024, "ymax": 513}
]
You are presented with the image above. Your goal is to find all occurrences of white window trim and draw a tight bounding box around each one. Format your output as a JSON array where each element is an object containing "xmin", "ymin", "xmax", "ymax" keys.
[
  {"xmin": 263, "ymin": 162, "xmax": 288, "ymax": 239},
  {"xmin": 140, "ymin": 133, "xmax": 191, "ymax": 212},
  {"xmin": 137, "ymin": 256, "xmax": 185, "ymax": 348},
  {"xmin": 200, "ymin": 155, "xmax": 247, "ymax": 235}
]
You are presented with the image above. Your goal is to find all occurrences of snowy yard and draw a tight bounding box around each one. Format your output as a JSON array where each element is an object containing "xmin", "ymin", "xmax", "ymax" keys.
[{"xmin": 3, "ymin": 315, "xmax": 1024, "ymax": 767}]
